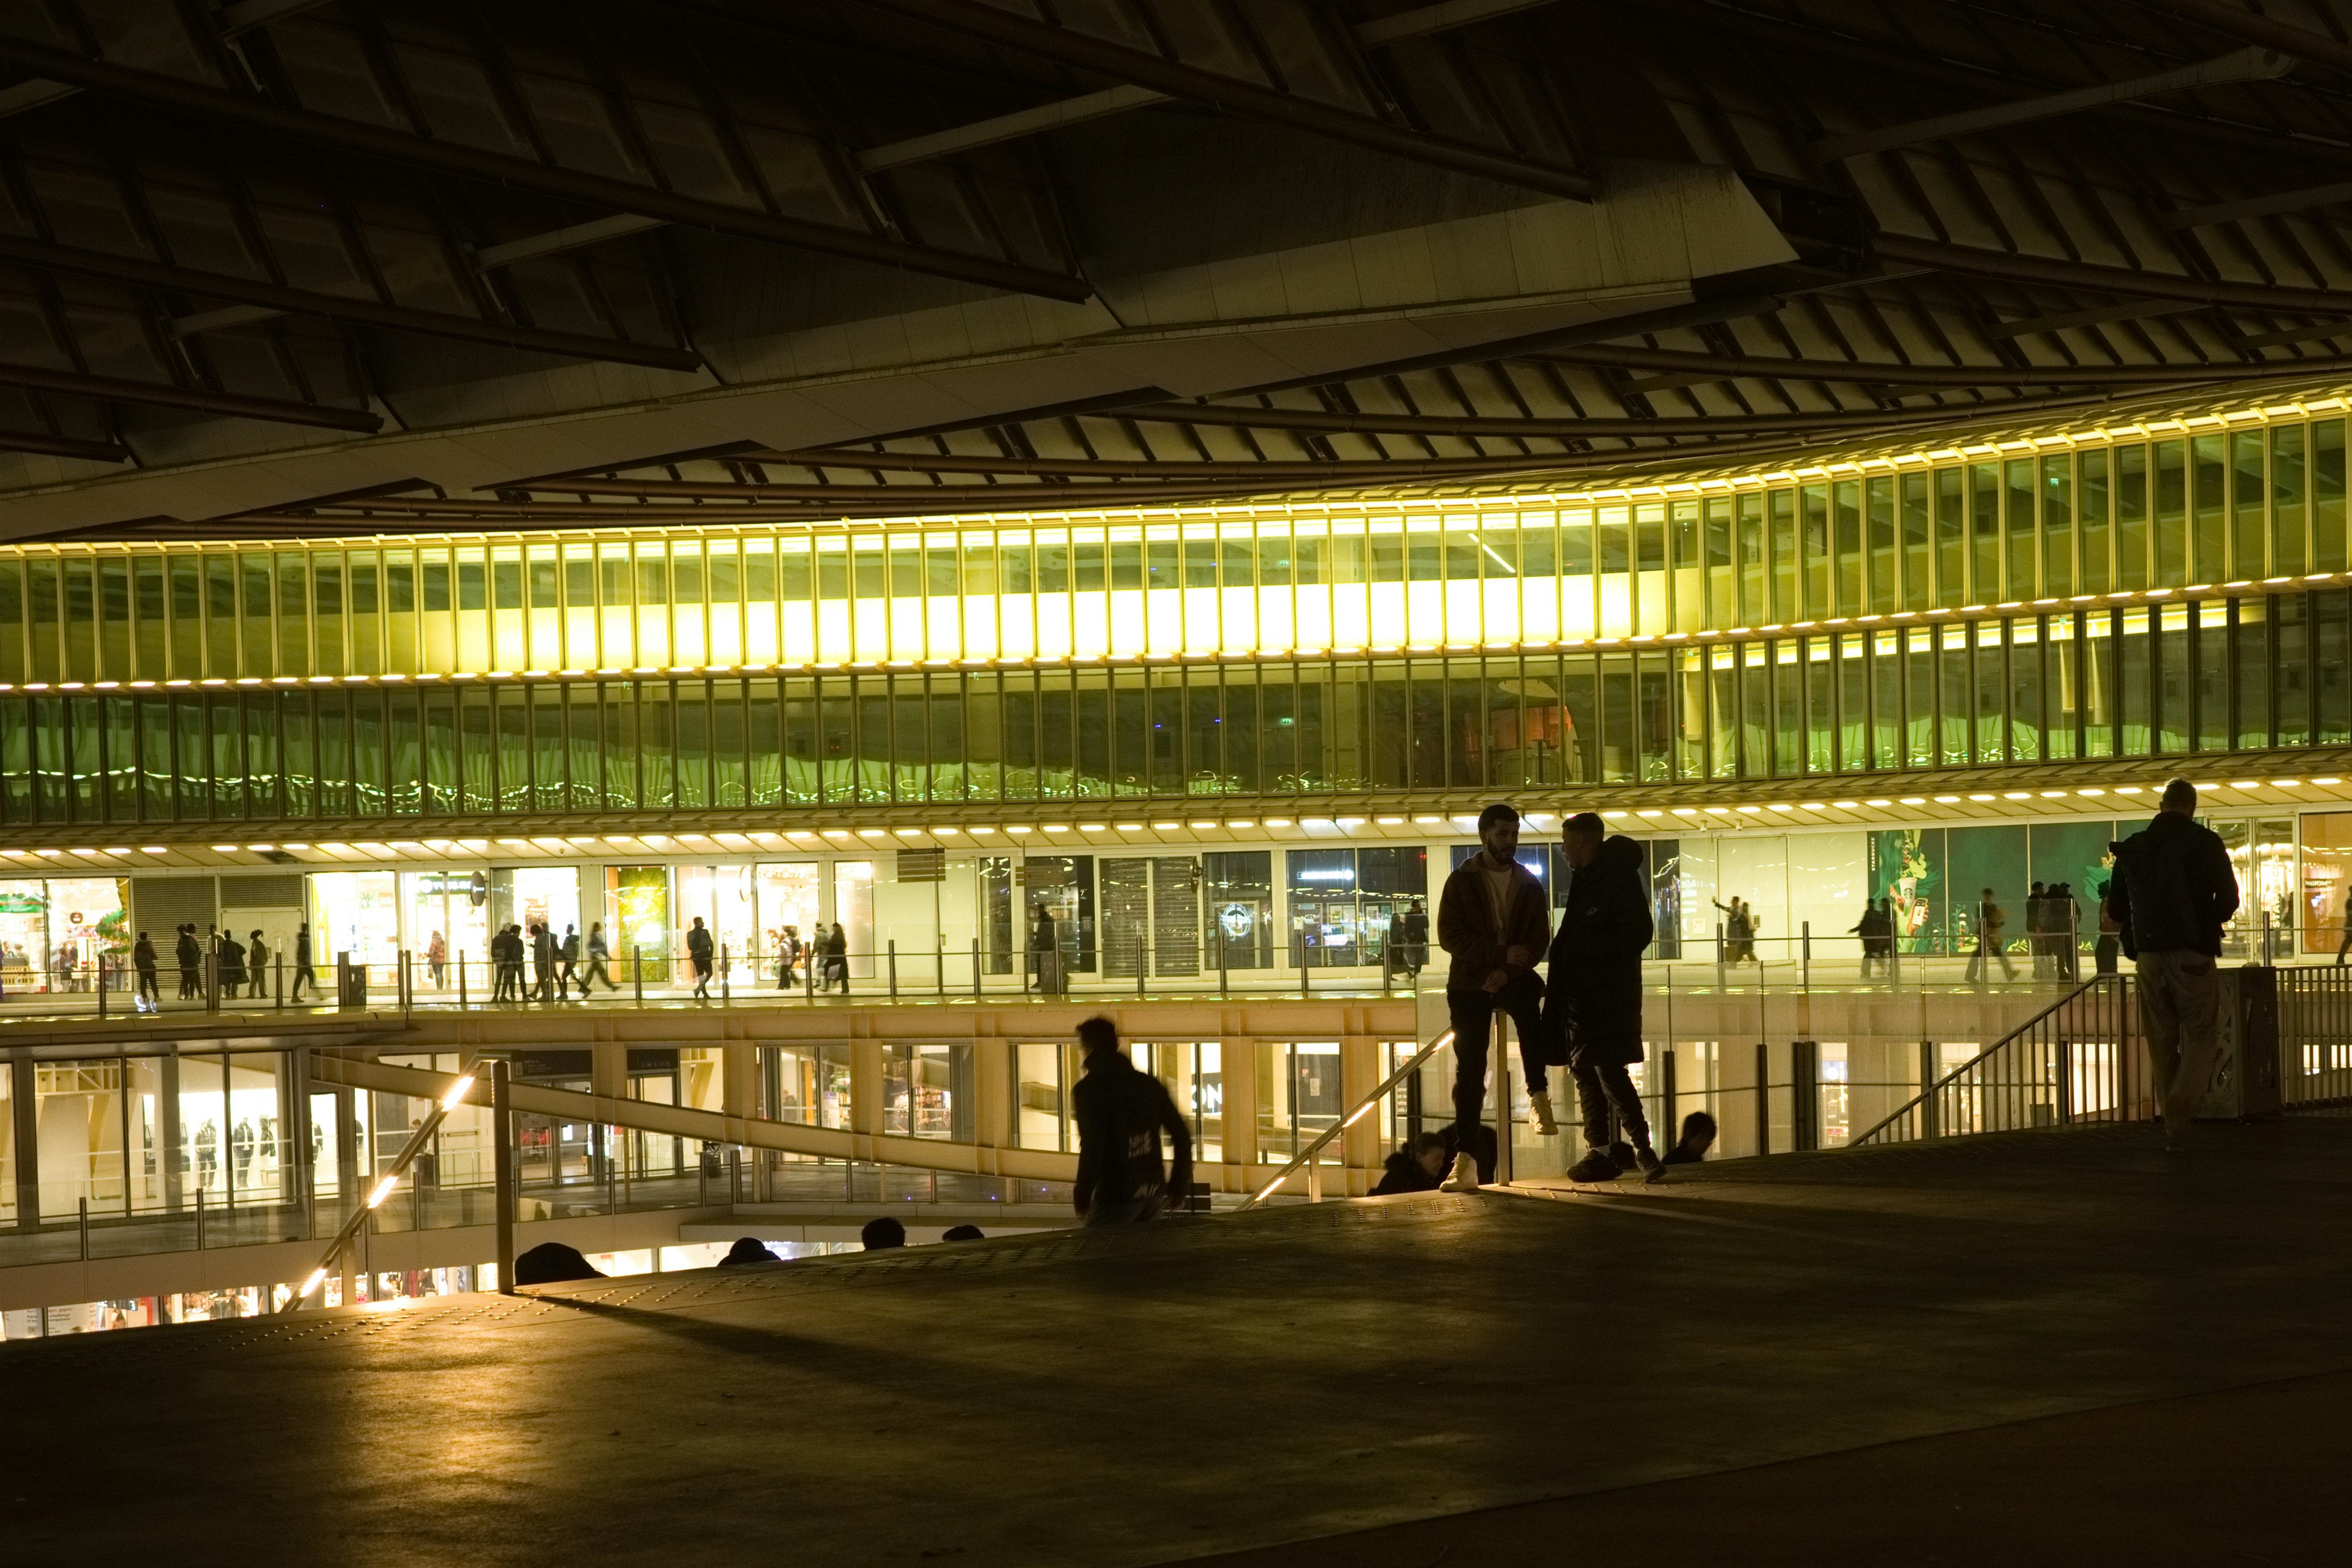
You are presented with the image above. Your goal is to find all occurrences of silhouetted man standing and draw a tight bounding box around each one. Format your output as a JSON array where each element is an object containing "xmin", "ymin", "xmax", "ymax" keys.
[
  {"xmin": 1544, "ymin": 813, "xmax": 1664, "ymax": 1184},
  {"xmin": 1435, "ymin": 803, "xmax": 1554, "ymax": 1192},
  {"xmin": 2109, "ymin": 778, "xmax": 2239, "ymax": 1150}
]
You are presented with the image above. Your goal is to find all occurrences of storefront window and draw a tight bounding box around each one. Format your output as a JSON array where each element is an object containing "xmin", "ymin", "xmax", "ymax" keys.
[
  {"xmin": 1256, "ymin": 1041, "xmax": 1341, "ymax": 1162},
  {"xmin": 1204, "ymin": 850, "xmax": 1272, "ymax": 970},
  {"xmin": 2303, "ymin": 812, "xmax": 2352, "ymax": 953},
  {"xmin": 753, "ymin": 862, "xmax": 820, "ymax": 974},
  {"xmin": 884, "ymin": 1043, "xmax": 970, "ymax": 1140},
  {"xmin": 677, "ymin": 865, "xmax": 755, "ymax": 970},
  {"xmin": 1012, "ymin": 1041, "xmax": 1071, "ymax": 1150},
  {"xmin": 608, "ymin": 865, "xmax": 669, "ymax": 980},
  {"xmin": 312, "ymin": 870, "xmax": 401, "ymax": 973},
  {"xmin": 405, "ymin": 869, "xmax": 489, "ymax": 992},
  {"xmin": 834, "ymin": 860, "xmax": 875, "ymax": 981}
]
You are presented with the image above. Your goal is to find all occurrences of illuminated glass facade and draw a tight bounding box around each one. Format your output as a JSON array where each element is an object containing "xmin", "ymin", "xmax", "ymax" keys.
[
  {"xmin": 4, "ymin": 412, "xmax": 2347, "ymax": 685},
  {"xmin": 0, "ymin": 589, "xmax": 2337, "ymax": 824}
]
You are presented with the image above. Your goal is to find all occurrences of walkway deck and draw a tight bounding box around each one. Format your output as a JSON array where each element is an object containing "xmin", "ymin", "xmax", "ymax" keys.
[{"xmin": 6, "ymin": 1118, "xmax": 2349, "ymax": 1562}]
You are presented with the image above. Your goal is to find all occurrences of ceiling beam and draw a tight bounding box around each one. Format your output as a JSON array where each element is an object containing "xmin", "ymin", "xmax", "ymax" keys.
[
  {"xmin": 854, "ymin": 84, "xmax": 1169, "ymax": 174},
  {"xmin": 1352, "ymin": 0, "xmax": 1563, "ymax": 48},
  {"xmin": 1873, "ymin": 233, "xmax": 2352, "ymax": 317},
  {"xmin": 467, "ymin": 214, "xmax": 669, "ymax": 273},
  {"xmin": 2162, "ymin": 178, "xmax": 2352, "ymax": 230},
  {"xmin": 738, "ymin": 449, "xmax": 1585, "ymax": 481},
  {"xmin": 0, "ymin": 37, "xmax": 1098, "ymax": 304},
  {"xmin": 1114, "ymin": 394, "xmax": 2114, "ymax": 439},
  {"xmin": 0, "ymin": 0, "xmax": 334, "ymax": 121},
  {"xmin": 2128, "ymin": 0, "xmax": 2352, "ymax": 77},
  {"xmin": 0, "ymin": 362, "xmax": 380, "ymax": 431},
  {"xmin": 1986, "ymin": 300, "xmax": 2201, "ymax": 338},
  {"xmin": 1814, "ymin": 45, "xmax": 2296, "ymax": 160},
  {"xmin": 1540, "ymin": 341, "xmax": 2352, "ymax": 389},
  {"xmin": 0, "ymin": 429, "xmax": 131, "ymax": 462},
  {"xmin": 848, "ymin": 0, "xmax": 1599, "ymax": 200},
  {"xmin": 0, "ymin": 232, "xmax": 705, "ymax": 372}
]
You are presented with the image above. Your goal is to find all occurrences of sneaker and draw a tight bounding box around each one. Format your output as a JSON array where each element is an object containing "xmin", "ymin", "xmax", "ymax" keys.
[
  {"xmin": 1566, "ymin": 1150, "xmax": 1619, "ymax": 1183},
  {"xmin": 1635, "ymin": 1147, "xmax": 1667, "ymax": 1184},
  {"xmin": 1528, "ymin": 1093, "xmax": 1558, "ymax": 1136},
  {"xmin": 1442, "ymin": 1152, "xmax": 1481, "ymax": 1193}
]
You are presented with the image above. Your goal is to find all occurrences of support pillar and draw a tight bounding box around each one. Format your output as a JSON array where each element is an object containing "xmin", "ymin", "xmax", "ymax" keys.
[
  {"xmin": 1338, "ymin": 1033, "xmax": 1379, "ymax": 1196},
  {"xmin": 1219, "ymin": 1033, "xmax": 1257, "ymax": 1192}
]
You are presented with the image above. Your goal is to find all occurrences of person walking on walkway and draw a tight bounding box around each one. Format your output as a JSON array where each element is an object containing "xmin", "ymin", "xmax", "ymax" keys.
[
  {"xmin": 2027, "ymin": 882, "xmax": 2052, "ymax": 978},
  {"xmin": 291, "ymin": 922, "xmax": 316, "ymax": 1002},
  {"xmin": 426, "ymin": 930, "xmax": 446, "ymax": 988},
  {"xmin": 246, "ymin": 930, "xmax": 270, "ymax": 998},
  {"xmin": 824, "ymin": 922, "xmax": 849, "ymax": 992},
  {"xmin": 2096, "ymin": 868, "xmax": 2124, "ymax": 975},
  {"xmin": 777, "ymin": 925, "xmax": 799, "ymax": 989},
  {"xmin": 530, "ymin": 921, "xmax": 556, "ymax": 1003},
  {"xmin": 2051, "ymin": 883, "xmax": 2081, "ymax": 982},
  {"xmin": 1966, "ymin": 889, "xmax": 2016, "ymax": 982},
  {"xmin": 133, "ymin": 931, "xmax": 159, "ymax": 1011},
  {"xmin": 687, "ymin": 916, "xmax": 715, "ymax": 1000},
  {"xmin": 1071, "ymin": 1015, "xmax": 1193, "ymax": 1226},
  {"xmin": 2109, "ymin": 778, "xmax": 2241, "ymax": 1151},
  {"xmin": 175, "ymin": 923, "xmax": 201, "ymax": 1000},
  {"xmin": 581, "ymin": 921, "xmax": 615, "ymax": 995},
  {"xmin": 1850, "ymin": 899, "xmax": 1891, "ymax": 978},
  {"xmin": 1031, "ymin": 905, "xmax": 1063, "ymax": 996},
  {"xmin": 1436, "ymin": 802, "xmax": 1554, "ymax": 1193},
  {"xmin": 1544, "ymin": 812, "xmax": 1666, "ymax": 1185},
  {"xmin": 559, "ymin": 923, "xmax": 581, "ymax": 998}
]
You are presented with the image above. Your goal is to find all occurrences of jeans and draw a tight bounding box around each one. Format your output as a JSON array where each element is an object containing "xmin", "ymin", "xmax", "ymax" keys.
[
  {"xmin": 1571, "ymin": 1056, "xmax": 1651, "ymax": 1153},
  {"xmin": 1447, "ymin": 977, "xmax": 1551, "ymax": 1152},
  {"xmin": 2136, "ymin": 948, "xmax": 2222, "ymax": 1126},
  {"xmin": 1082, "ymin": 1194, "xmax": 1165, "ymax": 1226}
]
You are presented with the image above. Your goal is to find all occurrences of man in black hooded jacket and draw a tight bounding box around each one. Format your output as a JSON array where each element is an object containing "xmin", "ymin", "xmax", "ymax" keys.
[
  {"xmin": 1542, "ymin": 813, "xmax": 1665, "ymax": 1183},
  {"xmin": 2108, "ymin": 778, "xmax": 2239, "ymax": 1150}
]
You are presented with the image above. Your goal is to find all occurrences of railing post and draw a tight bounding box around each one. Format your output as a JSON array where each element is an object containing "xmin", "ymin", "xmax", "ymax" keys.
[
  {"xmin": 1658, "ymin": 1046, "xmax": 1678, "ymax": 1149},
  {"xmin": 96, "ymin": 956, "xmax": 106, "ymax": 1019},
  {"xmin": 78, "ymin": 1196, "xmax": 88, "ymax": 1261},
  {"xmin": 888, "ymin": 940, "xmax": 898, "ymax": 999},
  {"xmin": 457, "ymin": 954, "xmax": 466, "ymax": 1010},
  {"xmin": 973, "ymin": 937, "xmax": 982, "ymax": 998},
  {"xmin": 1137, "ymin": 935, "xmax": 1147, "ymax": 999},
  {"xmin": 2056, "ymin": 1032, "xmax": 2074, "ymax": 1125},
  {"xmin": 1298, "ymin": 940, "xmax": 1310, "ymax": 998},
  {"xmin": 1919, "ymin": 1038, "xmax": 1939, "ymax": 1140},
  {"xmin": 488, "ymin": 1060, "xmax": 514, "ymax": 1293},
  {"xmin": 633, "ymin": 945, "xmax": 644, "ymax": 1006},
  {"xmin": 1800, "ymin": 921, "xmax": 1811, "ymax": 993},
  {"xmin": 1492, "ymin": 1015, "xmax": 1513, "ymax": 1187},
  {"xmin": 1753, "ymin": 1039, "xmax": 1770, "ymax": 1156},
  {"xmin": 1715, "ymin": 920, "xmax": 1727, "ymax": 988},
  {"xmin": 1790, "ymin": 1038, "xmax": 1817, "ymax": 1152},
  {"xmin": 721, "ymin": 943, "xmax": 730, "ymax": 1005}
]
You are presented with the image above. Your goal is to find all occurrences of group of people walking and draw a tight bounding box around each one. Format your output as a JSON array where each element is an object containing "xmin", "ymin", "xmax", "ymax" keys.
[
  {"xmin": 124, "ymin": 922, "xmax": 316, "ymax": 1012},
  {"xmin": 487, "ymin": 920, "xmax": 615, "ymax": 1001},
  {"xmin": 1711, "ymin": 895, "xmax": 1761, "ymax": 964}
]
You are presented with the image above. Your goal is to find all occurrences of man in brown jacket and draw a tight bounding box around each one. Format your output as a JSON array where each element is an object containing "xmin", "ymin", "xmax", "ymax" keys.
[{"xmin": 1435, "ymin": 803, "xmax": 1556, "ymax": 1191}]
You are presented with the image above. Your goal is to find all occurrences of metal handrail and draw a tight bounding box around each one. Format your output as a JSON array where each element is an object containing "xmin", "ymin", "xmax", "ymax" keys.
[
  {"xmin": 1234, "ymin": 1028, "xmax": 1455, "ymax": 1212},
  {"xmin": 1849, "ymin": 974, "xmax": 2125, "ymax": 1147},
  {"xmin": 276, "ymin": 1057, "xmax": 481, "ymax": 1313}
]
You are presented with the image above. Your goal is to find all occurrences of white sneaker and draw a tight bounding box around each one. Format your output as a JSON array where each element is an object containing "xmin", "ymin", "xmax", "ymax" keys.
[
  {"xmin": 1529, "ymin": 1093, "xmax": 1558, "ymax": 1136},
  {"xmin": 1442, "ymin": 1152, "xmax": 1480, "ymax": 1192}
]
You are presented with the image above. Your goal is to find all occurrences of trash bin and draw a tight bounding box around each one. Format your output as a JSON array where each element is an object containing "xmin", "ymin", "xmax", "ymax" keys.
[
  {"xmin": 2194, "ymin": 966, "xmax": 2280, "ymax": 1120},
  {"xmin": 337, "ymin": 956, "xmax": 369, "ymax": 1008}
]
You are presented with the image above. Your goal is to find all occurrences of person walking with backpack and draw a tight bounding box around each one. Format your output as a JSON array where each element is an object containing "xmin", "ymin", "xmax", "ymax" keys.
[
  {"xmin": 2108, "ymin": 778, "xmax": 2241, "ymax": 1151},
  {"xmin": 1071, "ymin": 1016, "xmax": 1193, "ymax": 1224},
  {"xmin": 246, "ymin": 930, "xmax": 269, "ymax": 998},
  {"xmin": 1543, "ymin": 813, "xmax": 1666, "ymax": 1185},
  {"xmin": 559, "ymin": 924, "xmax": 581, "ymax": 998},
  {"xmin": 1434, "ymin": 803, "xmax": 1555, "ymax": 1193}
]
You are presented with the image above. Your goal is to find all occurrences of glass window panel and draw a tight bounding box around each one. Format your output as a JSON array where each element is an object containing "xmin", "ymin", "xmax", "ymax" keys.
[
  {"xmin": 2040, "ymin": 453, "xmax": 2072, "ymax": 598},
  {"xmin": 2273, "ymin": 424, "xmax": 2307, "ymax": 576},
  {"xmin": 2232, "ymin": 430, "xmax": 2266, "ymax": 581},
  {"xmin": 282, "ymin": 692, "xmax": 314, "ymax": 817}
]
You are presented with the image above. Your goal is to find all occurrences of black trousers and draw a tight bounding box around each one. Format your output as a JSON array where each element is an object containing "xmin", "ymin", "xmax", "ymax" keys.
[
  {"xmin": 1447, "ymin": 977, "xmax": 1551, "ymax": 1150},
  {"xmin": 1571, "ymin": 1055, "xmax": 1651, "ymax": 1152}
]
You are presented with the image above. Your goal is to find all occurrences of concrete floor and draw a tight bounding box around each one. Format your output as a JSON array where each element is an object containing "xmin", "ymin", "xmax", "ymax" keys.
[{"xmin": 4, "ymin": 1117, "xmax": 2349, "ymax": 1564}]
